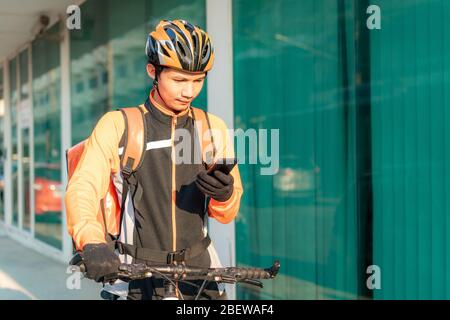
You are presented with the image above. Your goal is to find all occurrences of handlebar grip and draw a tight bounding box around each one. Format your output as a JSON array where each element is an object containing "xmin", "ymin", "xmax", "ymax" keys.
[{"xmin": 232, "ymin": 267, "xmax": 270, "ymax": 279}]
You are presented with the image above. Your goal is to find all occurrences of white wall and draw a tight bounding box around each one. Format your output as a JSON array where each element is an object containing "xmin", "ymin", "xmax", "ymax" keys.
[{"xmin": 206, "ymin": 0, "xmax": 237, "ymax": 300}]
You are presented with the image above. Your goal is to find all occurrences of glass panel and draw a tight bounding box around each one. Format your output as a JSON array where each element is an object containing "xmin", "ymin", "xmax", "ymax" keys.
[
  {"xmin": 19, "ymin": 49, "xmax": 31, "ymax": 231},
  {"xmin": 32, "ymin": 24, "xmax": 62, "ymax": 249},
  {"xmin": 19, "ymin": 49, "xmax": 29, "ymax": 100},
  {"xmin": 234, "ymin": 0, "xmax": 450, "ymax": 300},
  {"xmin": 22, "ymin": 127, "xmax": 30, "ymax": 231},
  {"xmin": 233, "ymin": 0, "xmax": 359, "ymax": 299},
  {"xmin": 9, "ymin": 57, "xmax": 18, "ymax": 226},
  {"xmin": 370, "ymin": 0, "xmax": 450, "ymax": 299},
  {"xmin": 70, "ymin": 0, "xmax": 207, "ymax": 144}
]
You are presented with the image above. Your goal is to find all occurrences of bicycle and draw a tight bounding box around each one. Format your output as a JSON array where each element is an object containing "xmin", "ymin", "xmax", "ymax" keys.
[{"xmin": 69, "ymin": 252, "xmax": 280, "ymax": 300}]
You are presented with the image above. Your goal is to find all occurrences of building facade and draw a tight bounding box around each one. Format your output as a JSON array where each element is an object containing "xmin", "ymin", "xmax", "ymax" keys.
[{"xmin": 0, "ymin": 0, "xmax": 449, "ymax": 299}]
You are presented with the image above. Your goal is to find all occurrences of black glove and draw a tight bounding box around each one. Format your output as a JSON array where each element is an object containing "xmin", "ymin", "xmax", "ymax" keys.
[
  {"xmin": 195, "ymin": 170, "xmax": 234, "ymax": 202},
  {"xmin": 82, "ymin": 243, "xmax": 121, "ymax": 282}
]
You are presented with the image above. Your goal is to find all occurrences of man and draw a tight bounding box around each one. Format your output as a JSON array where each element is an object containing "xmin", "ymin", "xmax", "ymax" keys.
[{"xmin": 65, "ymin": 19, "xmax": 243, "ymax": 300}]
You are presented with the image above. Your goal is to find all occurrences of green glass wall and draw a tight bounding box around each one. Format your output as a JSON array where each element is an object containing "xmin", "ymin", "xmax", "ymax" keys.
[
  {"xmin": 370, "ymin": 0, "xmax": 450, "ymax": 299},
  {"xmin": 70, "ymin": 0, "xmax": 207, "ymax": 145},
  {"xmin": 32, "ymin": 24, "xmax": 62, "ymax": 249},
  {"xmin": 234, "ymin": 0, "xmax": 450, "ymax": 300},
  {"xmin": 233, "ymin": 0, "xmax": 360, "ymax": 299}
]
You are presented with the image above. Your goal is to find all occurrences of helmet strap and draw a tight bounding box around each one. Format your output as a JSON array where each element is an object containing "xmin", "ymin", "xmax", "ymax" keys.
[
  {"xmin": 152, "ymin": 67, "xmax": 172, "ymax": 109},
  {"xmin": 155, "ymin": 85, "xmax": 169, "ymax": 107}
]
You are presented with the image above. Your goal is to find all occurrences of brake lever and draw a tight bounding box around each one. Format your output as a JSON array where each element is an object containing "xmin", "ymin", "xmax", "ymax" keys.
[
  {"xmin": 241, "ymin": 278, "xmax": 264, "ymax": 288},
  {"xmin": 219, "ymin": 275, "xmax": 237, "ymax": 284}
]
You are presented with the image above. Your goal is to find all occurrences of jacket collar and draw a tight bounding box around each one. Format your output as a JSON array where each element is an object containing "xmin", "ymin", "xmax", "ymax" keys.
[{"xmin": 145, "ymin": 88, "xmax": 191, "ymax": 126}]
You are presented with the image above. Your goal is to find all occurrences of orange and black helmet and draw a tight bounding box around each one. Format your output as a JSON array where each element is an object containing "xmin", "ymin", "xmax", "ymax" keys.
[{"xmin": 145, "ymin": 19, "xmax": 214, "ymax": 73}]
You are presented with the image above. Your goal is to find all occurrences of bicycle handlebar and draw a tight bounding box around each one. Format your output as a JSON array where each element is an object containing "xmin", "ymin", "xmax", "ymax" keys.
[
  {"xmin": 69, "ymin": 252, "xmax": 280, "ymax": 288},
  {"xmin": 112, "ymin": 262, "xmax": 280, "ymax": 282}
]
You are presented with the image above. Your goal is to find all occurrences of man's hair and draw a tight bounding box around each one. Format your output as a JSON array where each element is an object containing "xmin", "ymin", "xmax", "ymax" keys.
[{"xmin": 153, "ymin": 64, "xmax": 165, "ymax": 81}]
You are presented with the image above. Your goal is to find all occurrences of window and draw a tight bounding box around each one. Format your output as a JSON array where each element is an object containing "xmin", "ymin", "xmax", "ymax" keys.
[{"xmin": 32, "ymin": 24, "xmax": 62, "ymax": 249}]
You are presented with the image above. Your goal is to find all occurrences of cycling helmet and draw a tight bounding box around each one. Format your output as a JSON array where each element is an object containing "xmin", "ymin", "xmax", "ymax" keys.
[{"xmin": 145, "ymin": 19, "xmax": 214, "ymax": 73}]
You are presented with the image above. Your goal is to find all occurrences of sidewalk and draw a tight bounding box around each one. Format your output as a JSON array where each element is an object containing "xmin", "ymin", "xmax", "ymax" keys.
[{"xmin": 0, "ymin": 228, "xmax": 102, "ymax": 300}]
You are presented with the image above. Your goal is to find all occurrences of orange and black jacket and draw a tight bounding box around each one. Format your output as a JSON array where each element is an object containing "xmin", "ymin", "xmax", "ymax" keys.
[{"xmin": 65, "ymin": 88, "xmax": 243, "ymax": 267}]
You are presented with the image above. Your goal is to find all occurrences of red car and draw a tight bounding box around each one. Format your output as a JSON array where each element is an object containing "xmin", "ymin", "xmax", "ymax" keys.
[{"xmin": 34, "ymin": 164, "xmax": 62, "ymax": 215}]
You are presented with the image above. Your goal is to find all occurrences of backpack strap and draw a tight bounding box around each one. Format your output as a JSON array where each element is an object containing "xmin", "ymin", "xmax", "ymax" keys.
[
  {"xmin": 191, "ymin": 107, "xmax": 217, "ymax": 167},
  {"xmin": 111, "ymin": 106, "xmax": 147, "ymax": 241},
  {"xmin": 118, "ymin": 106, "xmax": 147, "ymax": 179}
]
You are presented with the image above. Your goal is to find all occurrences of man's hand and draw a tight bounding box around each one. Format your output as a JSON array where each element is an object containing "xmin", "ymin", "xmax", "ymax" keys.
[
  {"xmin": 82, "ymin": 243, "xmax": 121, "ymax": 283},
  {"xmin": 195, "ymin": 170, "xmax": 234, "ymax": 202}
]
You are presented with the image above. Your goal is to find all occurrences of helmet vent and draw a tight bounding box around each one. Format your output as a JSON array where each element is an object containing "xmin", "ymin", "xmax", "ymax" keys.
[
  {"xmin": 159, "ymin": 43, "xmax": 170, "ymax": 58},
  {"xmin": 176, "ymin": 41, "xmax": 187, "ymax": 57}
]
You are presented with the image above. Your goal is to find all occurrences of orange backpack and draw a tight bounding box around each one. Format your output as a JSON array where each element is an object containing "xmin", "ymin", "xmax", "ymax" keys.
[{"xmin": 66, "ymin": 106, "xmax": 215, "ymax": 243}]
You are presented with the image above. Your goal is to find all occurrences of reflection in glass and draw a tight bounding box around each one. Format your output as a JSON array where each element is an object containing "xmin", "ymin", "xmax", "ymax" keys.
[
  {"xmin": 234, "ymin": 0, "xmax": 450, "ymax": 300},
  {"xmin": 20, "ymin": 49, "xmax": 29, "ymax": 100},
  {"xmin": 233, "ymin": 0, "xmax": 359, "ymax": 299},
  {"xmin": 32, "ymin": 24, "xmax": 62, "ymax": 249},
  {"xmin": 9, "ymin": 58, "xmax": 18, "ymax": 226},
  {"xmin": 19, "ymin": 49, "xmax": 31, "ymax": 231},
  {"xmin": 370, "ymin": 0, "xmax": 450, "ymax": 299},
  {"xmin": 22, "ymin": 127, "xmax": 30, "ymax": 231}
]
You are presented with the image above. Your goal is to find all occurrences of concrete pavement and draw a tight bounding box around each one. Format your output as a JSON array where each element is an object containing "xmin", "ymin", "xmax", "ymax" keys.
[{"xmin": 0, "ymin": 228, "xmax": 102, "ymax": 300}]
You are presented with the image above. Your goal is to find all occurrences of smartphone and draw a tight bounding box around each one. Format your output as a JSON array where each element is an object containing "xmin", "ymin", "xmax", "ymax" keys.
[{"xmin": 207, "ymin": 158, "xmax": 238, "ymax": 176}]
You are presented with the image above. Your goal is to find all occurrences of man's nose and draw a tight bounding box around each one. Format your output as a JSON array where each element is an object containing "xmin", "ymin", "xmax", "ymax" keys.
[{"xmin": 181, "ymin": 83, "xmax": 194, "ymax": 99}]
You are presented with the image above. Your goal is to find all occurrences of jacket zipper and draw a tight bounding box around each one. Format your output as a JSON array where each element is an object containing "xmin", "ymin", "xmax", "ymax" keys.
[{"xmin": 171, "ymin": 117, "xmax": 177, "ymax": 252}]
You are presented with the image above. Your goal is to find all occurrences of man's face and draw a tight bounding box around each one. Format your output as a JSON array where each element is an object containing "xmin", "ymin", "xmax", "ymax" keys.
[{"xmin": 147, "ymin": 64, "xmax": 206, "ymax": 112}]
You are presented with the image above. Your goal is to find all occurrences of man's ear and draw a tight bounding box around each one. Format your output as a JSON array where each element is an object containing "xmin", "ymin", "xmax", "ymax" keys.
[{"xmin": 146, "ymin": 63, "xmax": 156, "ymax": 80}]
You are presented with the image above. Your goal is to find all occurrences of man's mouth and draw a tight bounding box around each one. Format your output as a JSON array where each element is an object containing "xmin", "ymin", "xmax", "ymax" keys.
[{"xmin": 176, "ymin": 99, "xmax": 190, "ymax": 104}]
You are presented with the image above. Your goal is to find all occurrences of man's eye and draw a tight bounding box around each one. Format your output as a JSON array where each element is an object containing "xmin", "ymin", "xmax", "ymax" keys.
[{"xmin": 174, "ymin": 79, "xmax": 184, "ymax": 82}]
